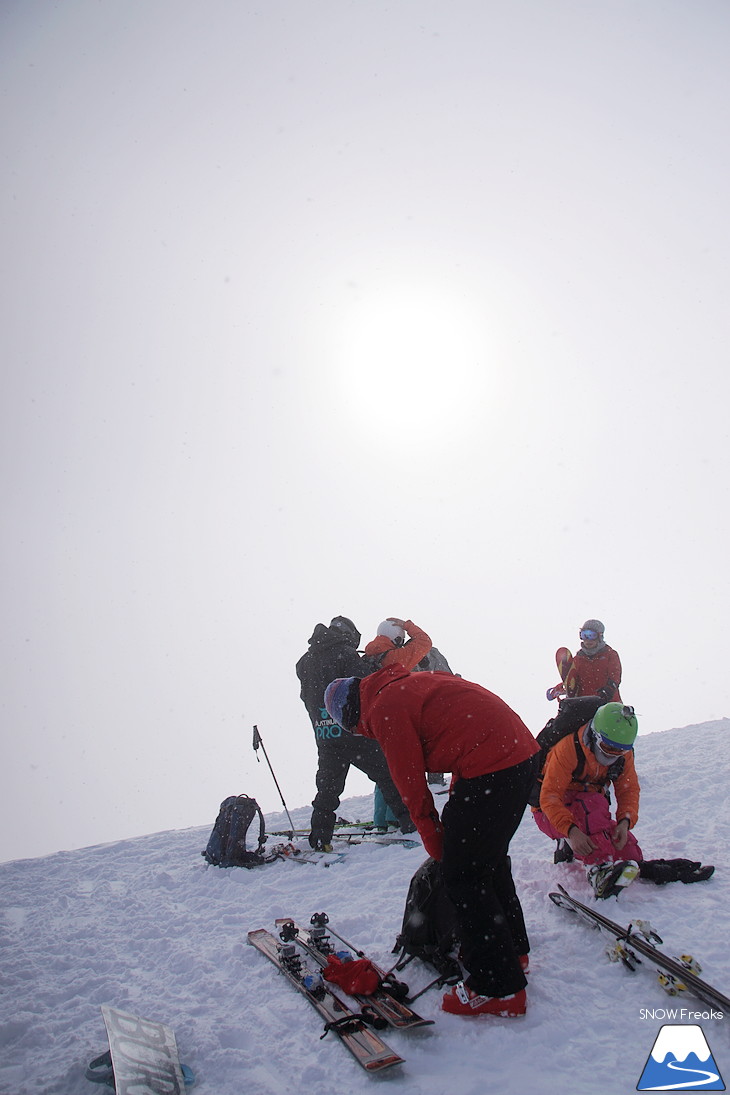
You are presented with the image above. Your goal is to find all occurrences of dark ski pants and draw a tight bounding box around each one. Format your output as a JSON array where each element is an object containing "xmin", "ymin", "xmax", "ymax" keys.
[
  {"xmin": 311, "ymin": 738, "xmax": 412, "ymax": 842},
  {"xmin": 441, "ymin": 753, "xmax": 540, "ymax": 998}
]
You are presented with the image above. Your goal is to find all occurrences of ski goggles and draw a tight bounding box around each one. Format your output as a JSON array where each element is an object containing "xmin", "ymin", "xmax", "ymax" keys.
[
  {"xmin": 598, "ymin": 736, "xmax": 632, "ymax": 757},
  {"xmin": 580, "ymin": 629, "xmax": 601, "ymax": 641}
]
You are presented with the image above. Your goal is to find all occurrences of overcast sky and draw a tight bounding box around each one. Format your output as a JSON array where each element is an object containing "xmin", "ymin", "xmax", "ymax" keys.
[{"xmin": 2, "ymin": 1, "xmax": 729, "ymax": 863}]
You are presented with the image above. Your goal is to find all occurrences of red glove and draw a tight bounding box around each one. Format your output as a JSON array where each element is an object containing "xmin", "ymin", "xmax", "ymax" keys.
[{"xmin": 322, "ymin": 954, "xmax": 381, "ymax": 995}]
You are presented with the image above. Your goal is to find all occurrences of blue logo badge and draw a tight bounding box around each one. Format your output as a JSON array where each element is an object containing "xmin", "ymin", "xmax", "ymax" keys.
[{"xmin": 637, "ymin": 1025, "xmax": 725, "ymax": 1090}]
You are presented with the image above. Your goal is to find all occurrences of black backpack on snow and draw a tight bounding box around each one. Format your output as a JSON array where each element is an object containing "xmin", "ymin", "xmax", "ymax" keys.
[
  {"xmin": 392, "ymin": 858, "xmax": 461, "ymax": 980},
  {"xmin": 201, "ymin": 794, "xmax": 267, "ymax": 868}
]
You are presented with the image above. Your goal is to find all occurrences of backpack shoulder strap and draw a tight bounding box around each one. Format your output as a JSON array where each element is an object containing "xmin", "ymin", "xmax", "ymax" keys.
[
  {"xmin": 571, "ymin": 730, "xmax": 585, "ymax": 782},
  {"xmin": 236, "ymin": 794, "xmax": 266, "ymax": 853}
]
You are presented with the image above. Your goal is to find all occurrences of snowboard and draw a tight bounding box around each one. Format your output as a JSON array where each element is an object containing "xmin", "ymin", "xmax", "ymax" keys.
[
  {"xmin": 90, "ymin": 1005, "xmax": 190, "ymax": 1094},
  {"xmin": 556, "ymin": 646, "xmax": 573, "ymax": 682}
]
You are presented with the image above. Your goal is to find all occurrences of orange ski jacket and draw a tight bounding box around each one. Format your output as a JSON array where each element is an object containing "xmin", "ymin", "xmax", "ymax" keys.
[
  {"xmin": 363, "ymin": 620, "xmax": 432, "ymax": 671},
  {"xmin": 539, "ymin": 723, "xmax": 639, "ymax": 838}
]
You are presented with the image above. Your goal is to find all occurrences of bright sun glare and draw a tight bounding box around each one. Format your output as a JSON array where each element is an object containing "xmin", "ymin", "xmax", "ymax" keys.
[{"xmin": 331, "ymin": 282, "xmax": 494, "ymax": 439}]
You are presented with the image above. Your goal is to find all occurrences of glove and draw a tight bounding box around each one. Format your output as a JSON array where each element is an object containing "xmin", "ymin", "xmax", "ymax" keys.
[
  {"xmin": 596, "ymin": 679, "xmax": 618, "ymax": 703},
  {"xmin": 639, "ymin": 858, "xmax": 715, "ymax": 885}
]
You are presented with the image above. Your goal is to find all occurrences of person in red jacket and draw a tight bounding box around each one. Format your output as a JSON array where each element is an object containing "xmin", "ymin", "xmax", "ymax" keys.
[
  {"xmin": 324, "ymin": 664, "xmax": 540, "ymax": 1018},
  {"xmin": 565, "ymin": 619, "xmax": 622, "ymax": 703}
]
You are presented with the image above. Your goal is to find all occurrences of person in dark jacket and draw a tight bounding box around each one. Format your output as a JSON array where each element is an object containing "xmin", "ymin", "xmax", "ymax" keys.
[
  {"xmin": 324, "ymin": 664, "xmax": 540, "ymax": 1018},
  {"xmin": 295, "ymin": 616, "xmax": 414, "ymax": 850}
]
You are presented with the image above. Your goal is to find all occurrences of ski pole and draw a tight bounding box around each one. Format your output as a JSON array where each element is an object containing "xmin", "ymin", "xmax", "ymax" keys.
[{"xmin": 252, "ymin": 725, "xmax": 295, "ymax": 839}]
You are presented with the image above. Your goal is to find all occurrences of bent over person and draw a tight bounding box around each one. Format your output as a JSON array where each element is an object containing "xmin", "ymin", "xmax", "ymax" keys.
[
  {"xmin": 295, "ymin": 616, "xmax": 413, "ymax": 850},
  {"xmin": 324, "ymin": 663, "xmax": 540, "ymax": 1018}
]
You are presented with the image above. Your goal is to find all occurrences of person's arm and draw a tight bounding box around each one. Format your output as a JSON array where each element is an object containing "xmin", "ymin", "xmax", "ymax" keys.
[
  {"xmin": 613, "ymin": 752, "xmax": 640, "ymax": 830},
  {"xmin": 383, "ymin": 619, "xmax": 432, "ymax": 671},
  {"xmin": 366, "ymin": 705, "xmax": 443, "ymax": 858},
  {"xmin": 540, "ymin": 738, "xmax": 589, "ymax": 847},
  {"xmin": 596, "ymin": 649, "xmax": 622, "ymax": 702}
]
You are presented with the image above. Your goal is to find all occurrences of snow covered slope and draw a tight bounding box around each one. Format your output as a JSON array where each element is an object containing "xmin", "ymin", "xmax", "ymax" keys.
[{"xmin": 1, "ymin": 721, "xmax": 728, "ymax": 1095}]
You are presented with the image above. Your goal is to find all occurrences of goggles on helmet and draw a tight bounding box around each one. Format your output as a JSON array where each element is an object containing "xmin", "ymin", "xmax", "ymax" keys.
[{"xmin": 580, "ymin": 628, "xmax": 601, "ymax": 641}]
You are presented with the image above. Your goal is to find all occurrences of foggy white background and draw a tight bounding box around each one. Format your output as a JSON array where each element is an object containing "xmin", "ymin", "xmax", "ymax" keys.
[{"xmin": 2, "ymin": 1, "xmax": 728, "ymax": 863}]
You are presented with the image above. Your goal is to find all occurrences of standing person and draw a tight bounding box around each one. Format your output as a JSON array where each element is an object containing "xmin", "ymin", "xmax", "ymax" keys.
[
  {"xmin": 295, "ymin": 616, "xmax": 414, "ymax": 851},
  {"xmin": 365, "ymin": 617, "xmax": 441, "ymax": 807},
  {"xmin": 565, "ymin": 619, "xmax": 622, "ymax": 703},
  {"xmin": 363, "ymin": 617, "xmax": 432, "ymax": 671},
  {"xmin": 324, "ymin": 664, "xmax": 540, "ymax": 1018}
]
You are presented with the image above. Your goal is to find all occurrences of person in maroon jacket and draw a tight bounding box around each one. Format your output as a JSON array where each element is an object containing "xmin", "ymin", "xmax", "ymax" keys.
[
  {"xmin": 565, "ymin": 619, "xmax": 622, "ymax": 703},
  {"xmin": 324, "ymin": 663, "xmax": 540, "ymax": 1018}
]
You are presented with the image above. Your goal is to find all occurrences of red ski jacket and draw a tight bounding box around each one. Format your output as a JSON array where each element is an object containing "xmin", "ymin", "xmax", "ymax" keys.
[
  {"xmin": 355, "ymin": 664, "xmax": 539, "ymax": 858},
  {"xmin": 565, "ymin": 645, "xmax": 622, "ymax": 702}
]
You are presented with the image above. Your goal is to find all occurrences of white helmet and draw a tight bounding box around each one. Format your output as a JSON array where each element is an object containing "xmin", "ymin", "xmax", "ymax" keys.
[{"xmin": 377, "ymin": 619, "xmax": 406, "ymax": 645}]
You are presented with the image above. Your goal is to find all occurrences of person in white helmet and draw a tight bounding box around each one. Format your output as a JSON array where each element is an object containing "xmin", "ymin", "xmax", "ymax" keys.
[{"xmin": 363, "ymin": 618, "xmax": 433, "ymax": 671}]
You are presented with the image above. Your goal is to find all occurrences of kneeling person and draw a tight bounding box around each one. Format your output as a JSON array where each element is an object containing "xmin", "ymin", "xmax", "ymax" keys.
[{"xmin": 536, "ymin": 703, "xmax": 642, "ymax": 898}]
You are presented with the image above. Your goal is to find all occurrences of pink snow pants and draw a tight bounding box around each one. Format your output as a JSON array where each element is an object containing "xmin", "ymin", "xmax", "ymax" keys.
[{"xmin": 533, "ymin": 791, "xmax": 643, "ymax": 866}]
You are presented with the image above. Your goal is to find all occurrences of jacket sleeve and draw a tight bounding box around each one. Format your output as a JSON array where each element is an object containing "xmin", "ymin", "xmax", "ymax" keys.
[
  {"xmin": 539, "ymin": 738, "xmax": 581, "ymax": 837},
  {"xmin": 613, "ymin": 752, "xmax": 640, "ymax": 828},
  {"xmin": 383, "ymin": 620, "xmax": 432, "ymax": 671},
  {"xmin": 607, "ymin": 649, "xmax": 622, "ymax": 695},
  {"xmin": 366, "ymin": 704, "xmax": 443, "ymax": 858}
]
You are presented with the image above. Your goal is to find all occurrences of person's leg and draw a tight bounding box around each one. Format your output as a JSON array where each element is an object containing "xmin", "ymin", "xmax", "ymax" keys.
[
  {"xmin": 310, "ymin": 745, "xmax": 350, "ymax": 846},
  {"xmin": 441, "ymin": 755, "xmax": 538, "ymax": 998},
  {"xmin": 567, "ymin": 792, "xmax": 642, "ymax": 865},
  {"xmin": 351, "ymin": 739, "xmax": 414, "ymax": 832}
]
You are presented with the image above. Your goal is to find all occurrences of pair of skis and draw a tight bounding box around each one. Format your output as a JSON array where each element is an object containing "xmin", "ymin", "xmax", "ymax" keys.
[
  {"xmin": 269, "ymin": 827, "xmax": 420, "ymax": 849},
  {"xmin": 248, "ymin": 914, "xmax": 432, "ymax": 1072},
  {"xmin": 550, "ymin": 884, "xmax": 729, "ymax": 1013}
]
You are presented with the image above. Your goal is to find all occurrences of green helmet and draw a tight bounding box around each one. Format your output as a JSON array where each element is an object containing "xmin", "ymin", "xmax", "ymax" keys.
[{"xmin": 592, "ymin": 703, "xmax": 638, "ymax": 750}]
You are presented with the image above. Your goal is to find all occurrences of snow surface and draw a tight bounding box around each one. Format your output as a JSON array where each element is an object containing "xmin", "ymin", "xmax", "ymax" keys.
[{"xmin": 1, "ymin": 721, "xmax": 728, "ymax": 1095}]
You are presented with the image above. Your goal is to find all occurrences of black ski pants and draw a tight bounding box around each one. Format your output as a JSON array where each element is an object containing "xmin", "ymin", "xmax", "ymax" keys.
[
  {"xmin": 441, "ymin": 753, "xmax": 540, "ymax": 998},
  {"xmin": 311, "ymin": 737, "xmax": 412, "ymax": 842}
]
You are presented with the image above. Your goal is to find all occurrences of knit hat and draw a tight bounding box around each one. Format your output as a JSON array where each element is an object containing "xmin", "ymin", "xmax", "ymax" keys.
[{"xmin": 324, "ymin": 677, "xmax": 361, "ymax": 731}]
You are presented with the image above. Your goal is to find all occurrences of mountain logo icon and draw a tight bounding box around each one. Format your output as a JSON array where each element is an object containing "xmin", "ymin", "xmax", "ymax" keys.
[{"xmin": 637, "ymin": 1024, "xmax": 725, "ymax": 1090}]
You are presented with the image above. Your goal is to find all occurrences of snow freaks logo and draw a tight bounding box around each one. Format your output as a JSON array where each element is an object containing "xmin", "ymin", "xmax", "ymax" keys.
[{"xmin": 637, "ymin": 1025, "xmax": 725, "ymax": 1090}]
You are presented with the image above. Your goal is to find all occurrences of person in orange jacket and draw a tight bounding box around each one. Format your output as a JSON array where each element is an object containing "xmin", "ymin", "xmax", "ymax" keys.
[
  {"xmin": 365, "ymin": 618, "xmax": 447, "ymax": 817},
  {"xmin": 324, "ymin": 663, "xmax": 539, "ymax": 1018},
  {"xmin": 564, "ymin": 619, "xmax": 622, "ymax": 703},
  {"xmin": 363, "ymin": 617, "xmax": 432, "ymax": 671},
  {"xmin": 534, "ymin": 702, "xmax": 642, "ymax": 898}
]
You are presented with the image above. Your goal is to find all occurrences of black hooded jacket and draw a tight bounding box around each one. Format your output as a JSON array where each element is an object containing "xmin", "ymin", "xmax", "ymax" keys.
[{"xmin": 296, "ymin": 619, "xmax": 369, "ymax": 726}]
